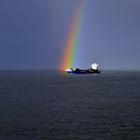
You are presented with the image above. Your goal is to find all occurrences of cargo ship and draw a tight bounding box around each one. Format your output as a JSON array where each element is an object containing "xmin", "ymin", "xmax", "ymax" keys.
[{"xmin": 65, "ymin": 63, "xmax": 100, "ymax": 74}]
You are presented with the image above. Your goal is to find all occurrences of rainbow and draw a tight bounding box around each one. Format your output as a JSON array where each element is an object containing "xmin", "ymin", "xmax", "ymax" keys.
[{"xmin": 59, "ymin": 0, "xmax": 84, "ymax": 70}]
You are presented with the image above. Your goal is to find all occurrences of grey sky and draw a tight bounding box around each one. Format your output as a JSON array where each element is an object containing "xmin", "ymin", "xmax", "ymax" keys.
[{"xmin": 0, "ymin": 0, "xmax": 140, "ymax": 70}]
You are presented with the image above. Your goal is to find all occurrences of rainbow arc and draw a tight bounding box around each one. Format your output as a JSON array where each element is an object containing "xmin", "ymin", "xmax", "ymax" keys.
[{"xmin": 59, "ymin": 0, "xmax": 85, "ymax": 70}]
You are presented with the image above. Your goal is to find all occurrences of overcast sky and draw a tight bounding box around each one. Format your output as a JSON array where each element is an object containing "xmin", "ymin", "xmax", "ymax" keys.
[{"xmin": 0, "ymin": 0, "xmax": 140, "ymax": 70}]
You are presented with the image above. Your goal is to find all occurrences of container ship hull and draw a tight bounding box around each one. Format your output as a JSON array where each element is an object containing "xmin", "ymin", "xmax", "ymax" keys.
[{"xmin": 65, "ymin": 68, "xmax": 100, "ymax": 74}]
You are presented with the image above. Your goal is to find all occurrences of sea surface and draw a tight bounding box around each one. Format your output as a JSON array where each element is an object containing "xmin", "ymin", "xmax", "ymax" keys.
[{"xmin": 0, "ymin": 71, "xmax": 140, "ymax": 140}]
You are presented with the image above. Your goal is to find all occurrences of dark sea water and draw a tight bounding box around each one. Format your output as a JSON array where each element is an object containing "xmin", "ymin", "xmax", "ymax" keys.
[{"xmin": 0, "ymin": 71, "xmax": 140, "ymax": 140}]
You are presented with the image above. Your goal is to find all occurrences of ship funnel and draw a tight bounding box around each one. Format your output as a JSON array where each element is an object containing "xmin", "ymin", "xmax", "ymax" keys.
[{"xmin": 91, "ymin": 63, "xmax": 99, "ymax": 70}]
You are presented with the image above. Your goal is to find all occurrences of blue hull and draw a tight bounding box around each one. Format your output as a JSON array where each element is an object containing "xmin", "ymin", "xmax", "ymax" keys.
[{"xmin": 67, "ymin": 70, "xmax": 100, "ymax": 74}]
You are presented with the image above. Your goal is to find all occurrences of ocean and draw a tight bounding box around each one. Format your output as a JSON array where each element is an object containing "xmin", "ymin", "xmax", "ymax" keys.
[{"xmin": 0, "ymin": 71, "xmax": 140, "ymax": 140}]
